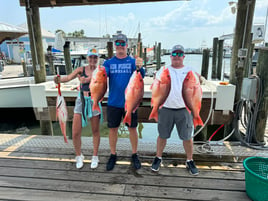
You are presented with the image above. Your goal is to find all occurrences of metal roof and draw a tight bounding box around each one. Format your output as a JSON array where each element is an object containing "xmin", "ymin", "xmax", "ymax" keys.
[
  {"xmin": 19, "ymin": 0, "xmax": 189, "ymax": 7},
  {"xmin": 0, "ymin": 22, "xmax": 28, "ymax": 44}
]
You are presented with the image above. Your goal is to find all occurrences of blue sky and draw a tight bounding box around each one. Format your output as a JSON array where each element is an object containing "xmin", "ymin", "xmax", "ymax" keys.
[{"xmin": 1, "ymin": 0, "xmax": 268, "ymax": 49}]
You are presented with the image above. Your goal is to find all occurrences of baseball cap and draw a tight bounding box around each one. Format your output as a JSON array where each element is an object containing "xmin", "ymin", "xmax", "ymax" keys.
[
  {"xmin": 87, "ymin": 48, "xmax": 99, "ymax": 57},
  {"xmin": 171, "ymin": 44, "xmax": 184, "ymax": 53},
  {"xmin": 115, "ymin": 33, "xmax": 128, "ymax": 43}
]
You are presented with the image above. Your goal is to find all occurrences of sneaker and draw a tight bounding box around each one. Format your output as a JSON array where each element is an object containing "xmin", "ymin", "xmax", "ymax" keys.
[
  {"xmin": 91, "ymin": 156, "xmax": 99, "ymax": 169},
  {"xmin": 131, "ymin": 153, "xmax": 141, "ymax": 170},
  {"xmin": 75, "ymin": 154, "xmax": 84, "ymax": 169},
  {"xmin": 106, "ymin": 154, "xmax": 117, "ymax": 171},
  {"xmin": 151, "ymin": 157, "xmax": 162, "ymax": 172},
  {"xmin": 186, "ymin": 160, "xmax": 199, "ymax": 175}
]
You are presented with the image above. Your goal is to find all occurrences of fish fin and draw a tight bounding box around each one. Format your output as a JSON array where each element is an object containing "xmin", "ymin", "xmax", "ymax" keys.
[
  {"xmin": 186, "ymin": 106, "xmax": 191, "ymax": 114},
  {"xmin": 123, "ymin": 112, "xmax": 131, "ymax": 126},
  {"xmin": 159, "ymin": 103, "xmax": 164, "ymax": 109},
  {"xmin": 150, "ymin": 98, "xmax": 154, "ymax": 107},
  {"xmin": 150, "ymin": 83, "xmax": 153, "ymax": 90},
  {"xmin": 193, "ymin": 116, "xmax": 203, "ymax": 128},
  {"xmin": 149, "ymin": 107, "xmax": 158, "ymax": 122},
  {"xmin": 133, "ymin": 104, "xmax": 140, "ymax": 113}
]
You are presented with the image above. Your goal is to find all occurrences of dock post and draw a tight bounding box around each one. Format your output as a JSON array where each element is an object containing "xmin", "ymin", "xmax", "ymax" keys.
[
  {"xmin": 107, "ymin": 41, "xmax": 113, "ymax": 59},
  {"xmin": 139, "ymin": 42, "xmax": 143, "ymax": 58},
  {"xmin": 133, "ymin": 45, "xmax": 137, "ymax": 57},
  {"xmin": 46, "ymin": 45, "xmax": 55, "ymax": 75},
  {"xmin": 143, "ymin": 47, "xmax": 147, "ymax": 68},
  {"xmin": 25, "ymin": 1, "xmax": 53, "ymax": 136},
  {"xmin": 217, "ymin": 40, "xmax": 224, "ymax": 80},
  {"xmin": 63, "ymin": 41, "xmax": 72, "ymax": 75},
  {"xmin": 156, "ymin": 42, "xmax": 161, "ymax": 70},
  {"xmin": 21, "ymin": 59, "xmax": 27, "ymax": 77},
  {"xmin": 255, "ymin": 47, "xmax": 268, "ymax": 143},
  {"xmin": 201, "ymin": 49, "xmax": 210, "ymax": 79},
  {"xmin": 244, "ymin": 33, "xmax": 254, "ymax": 77},
  {"xmin": 154, "ymin": 42, "xmax": 157, "ymax": 60},
  {"xmin": 211, "ymin": 37, "xmax": 218, "ymax": 79},
  {"xmin": 229, "ymin": 0, "xmax": 256, "ymax": 103}
]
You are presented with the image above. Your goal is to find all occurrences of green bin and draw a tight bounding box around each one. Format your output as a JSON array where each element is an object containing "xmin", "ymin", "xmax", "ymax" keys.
[{"xmin": 243, "ymin": 157, "xmax": 268, "ymax": 201}]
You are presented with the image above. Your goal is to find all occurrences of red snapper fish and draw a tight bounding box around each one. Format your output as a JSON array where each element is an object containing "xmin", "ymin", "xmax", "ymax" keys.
[
  {"xmin": 123, "ymin": 70, "xmax": 144, "ymax": 126},
  {"xmin": 182, "ymin": 70, "xmax": 203, "ymax": 128},
  {"xmin": 56, "ymin": 78, "xmax": 68, "ymax": 143},
  {"xmin": 149, "ymin": 66, "xmax": 171, "ymax": 122},
  {"xmin": 90, "ymin": 66, "xmax": 107, "ymax": 113}
]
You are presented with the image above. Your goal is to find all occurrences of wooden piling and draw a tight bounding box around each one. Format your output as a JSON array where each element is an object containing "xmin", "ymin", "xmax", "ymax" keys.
[
  {"xmin": 229, "ymin": 0, "xmax": 256, "ymax": 103},
  {"xmin": 133, "ymin": 45, "xmax": 137, "ymax": 57},
  {"xmin": 25, "ymin": 4, "xmax": 46, "ymax": 83},
  {"xmin": 143, "ymin": 47, "xmax": 147, "ymax": 68},
  {"xmin": 22, "ymin": 60, "xmax": 27, "ymax": 77},
  {"xmin": 156, "ymin": 42, "xmax": 161, "ymax": 70},
  {"xmin": 63, "ymin": 41, "xmax": 72, "ymax": 75},
  {"xmin": 217, "ymin": 40, "xmax": 224, "ymax": 80},
  {"xmin": 201, "ymin": 49, "xmax": 210, "ymax": 79},
  {"xmin": 25, "ymin": 2, "xmax": 53, "ymax": 136},
  {"xmin": 139, "ymin": 42, "xmax": 143, "ymax": 58},
  {"xmin": 244, "ymin": 33, "xmax": 254, "ymax": 77},
  {"xmin": 46, "ymin": 45, "xmax": 55, "ymax": 75},
  {"xmin": 211, "ymin": 37, "xmax": 218, "ymax": 79},
  {"xmin": 107, "ymin": 41, "xmax": 113, "ymax": 59},
  {"xmin": 255, "ymin": 47, "xmax": 268, "ymax": 142}
]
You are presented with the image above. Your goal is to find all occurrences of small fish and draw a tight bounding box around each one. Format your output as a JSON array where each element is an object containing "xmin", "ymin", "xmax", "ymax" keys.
[
  {"xmin": 149, "ymin": 66, "xmax": 171, "ymax": 122},
  {"xmin": 90, "ymin": 66, "xmax": 107, "ymax": 113},
  {"xmin": 56, "ymin": 79, "xmax": 68, "ymax": 143},
  {"xmin": 123, "ymin": 70, "xmax": 144, "ymax": 126},
  {"xmin": 182, "ymin": 70, "xmax": 203, "ymax": 128}
]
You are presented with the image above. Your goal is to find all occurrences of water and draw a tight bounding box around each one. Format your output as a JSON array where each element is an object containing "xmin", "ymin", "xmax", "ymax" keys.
[
  {"xmin": 25, "ymin": 121, "xmax": 181, "ymax": 144},
  {"xmin": 161, "ymin": 54, "xmax": 231, "ymax": 80}
]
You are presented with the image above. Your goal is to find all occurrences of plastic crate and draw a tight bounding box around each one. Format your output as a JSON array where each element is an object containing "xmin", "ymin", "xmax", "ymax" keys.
[{"xmin": 243, "ymin": 157, "xmax": 268, "ymax": 201}]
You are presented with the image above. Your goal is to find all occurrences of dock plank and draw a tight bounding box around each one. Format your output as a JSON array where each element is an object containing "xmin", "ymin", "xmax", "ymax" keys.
[
  {"xmin": 0, "ymin": 166, "xmax": 245, "ymax": 191},
  {"xmin": 0, "ymin": 158, "xmax": 245, "ymax": 180},
  {"xmin": 124, "ymin": 185, "xmax": 250, "ymax": 201},
  {"xmin": 0, "ymin": 133, "xmax": 256, "ymax": 201},
  {"xmin": 0, "ymin": 187, "xmax": 183, "ymax": 201}
]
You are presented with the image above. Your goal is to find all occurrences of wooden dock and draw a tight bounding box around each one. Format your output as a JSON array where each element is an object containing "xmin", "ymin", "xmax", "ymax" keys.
[{"xmin": 1, "ymin": 134, "xmax": 267, "ymax": 200}]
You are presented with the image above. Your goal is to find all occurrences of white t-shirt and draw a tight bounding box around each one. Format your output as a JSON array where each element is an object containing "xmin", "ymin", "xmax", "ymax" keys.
[{"xmin": 156, "ymin": 65, "xmax": 194, "ymax": 109}]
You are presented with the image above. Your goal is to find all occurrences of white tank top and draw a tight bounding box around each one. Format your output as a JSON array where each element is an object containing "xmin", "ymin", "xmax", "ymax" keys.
[{"xmin": 155, "ymin": 65, "xmax": 194, "ymax": 109}]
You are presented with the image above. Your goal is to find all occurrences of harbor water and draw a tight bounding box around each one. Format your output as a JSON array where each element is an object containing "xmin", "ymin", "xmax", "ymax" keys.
[{"xmin": 161, "ymin": 54, "xmax": 231, "ymax": 80}]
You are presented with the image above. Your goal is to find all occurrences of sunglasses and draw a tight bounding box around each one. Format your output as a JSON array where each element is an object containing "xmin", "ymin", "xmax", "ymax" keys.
[
  {"xmin": 89, "ymin": 56, "xmax": 98, "ymax": 59},
  {"xmin": 172, "ymin": 52, "xmax": 184, "ymax": 57},
  {"xmin": 115, "ymin": 42, "xmax": 126, "ymax": 47}
]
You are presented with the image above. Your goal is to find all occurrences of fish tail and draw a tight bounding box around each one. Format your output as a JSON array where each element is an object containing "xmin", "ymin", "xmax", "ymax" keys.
[
  {"xmin": 123, "ymin": 112, "xmax": 131, "ymax": 126},
  {"xmin": 149, "ymin": 107, "xmax": 158, "ymax": 122},
  {"xmin": 60, "ymin": 121, "xmax": 68, "ymax": 143},
  {"xmin": 193, "ymin": 116, "xmax": 203, "ymax": 128}
]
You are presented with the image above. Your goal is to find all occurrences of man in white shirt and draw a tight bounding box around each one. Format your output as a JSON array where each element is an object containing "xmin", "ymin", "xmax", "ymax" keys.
[{"xmin": 151, "ymin": 44, "xmax": 199, "ymax": 175}]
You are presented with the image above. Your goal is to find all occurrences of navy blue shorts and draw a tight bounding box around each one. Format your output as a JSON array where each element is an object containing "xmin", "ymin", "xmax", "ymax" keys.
[{"xmin": 107, "ymin": 106, "xmax": 138, "ymax": 128}]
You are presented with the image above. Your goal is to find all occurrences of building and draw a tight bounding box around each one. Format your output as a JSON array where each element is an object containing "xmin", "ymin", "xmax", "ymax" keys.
[{"xmin": 0, "ymin": 23, "xmax": 55, "ymax": 64}]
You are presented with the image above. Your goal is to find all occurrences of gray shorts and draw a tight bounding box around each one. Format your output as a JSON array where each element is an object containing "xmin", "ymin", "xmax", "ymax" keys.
[
  {"xmin": 158, "ymin": 107, "xmax": 193, "ymax": 140},
  {"xmin": 74, "ymin": 96, "xmax": 100, "ymax": 117}
]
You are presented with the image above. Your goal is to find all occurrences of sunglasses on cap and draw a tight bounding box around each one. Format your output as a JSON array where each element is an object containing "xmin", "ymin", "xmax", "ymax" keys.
[
  {"xmin": 172, "ymin": 52, "xmax": 184, "ymax": 57},
  {"xmin": 115, "ymin": 42, "xmax": 126, "ymax": 47}
]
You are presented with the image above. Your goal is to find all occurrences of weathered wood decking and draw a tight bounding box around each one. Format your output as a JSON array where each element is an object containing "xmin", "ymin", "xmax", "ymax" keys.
[{"xmin": 1, "ymin": 134, "xmax": 266, "ymax": 201}]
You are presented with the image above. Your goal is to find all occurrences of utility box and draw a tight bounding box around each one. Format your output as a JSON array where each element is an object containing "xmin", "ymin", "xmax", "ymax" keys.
[
  {"xmin": 241, "ymin": 78, "xmax": 257, "ymax": 101},
  {"xmin": 215, "ymin": 83, "xmax": 236, "ymax": 111}
]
